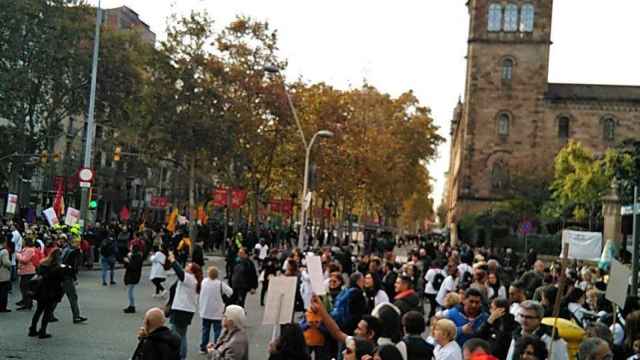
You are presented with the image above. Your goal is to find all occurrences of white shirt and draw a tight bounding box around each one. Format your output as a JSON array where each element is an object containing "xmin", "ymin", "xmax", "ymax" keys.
[
  {"xmin": 149, "ymin": 252, "xmax": 166, "ymax": 280},
  {"xmin": 436, "ymin": 275, "xmax": 459, "ymax": 307},
  {"xmin": 487, "ymin": 285, "xmax": 507, "ymax": 299},
  {"xmin": 434, "ymin": 340, "xmax": 463, "ymax": 360},
  {"xmin": 254, "ymin": 243, "xmax": 269, "ymax": 260},
  {"xmin": 458, "ymin": 263, "xmax": 472, "ymax": 277},
  {"xmin": 378, "ymin": 338, "xmax": 407, "ymax": 360},
  {"xmin": 373, "ymin": 289, "xmax": 390, "ymax": 307},
  {"xmin": 199, "ymin": 278, "xmax": 233, "ymax": 320},
  {"xmin": 510, "ymin": 302, "xmax": 522, "ymax": 318},
  {"xmin": 171, "ymin": 272, "xmax": 199, "ymax": 313},
  {"xmin": 11, "ymin": 230, "xmax": 23, "ymax": 266},
  {"xmin": 506, "ymin": 331, "xmax": 568, "ymax": 360},
  {"xmin": 424, "ymin": 268, "xmax": 445, "ymax": 294}
]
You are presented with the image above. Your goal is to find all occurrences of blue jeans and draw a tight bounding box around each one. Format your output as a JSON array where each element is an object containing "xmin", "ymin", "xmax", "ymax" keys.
[
  {"xmin": 171, "ymin": 322, "xmax": 188, "ymax": 360},
  {"xmin": 101, "ymin": 256, "xmax": 115, "ymax": 284},
  {"xmin": 200, "ymin": 319, "xmax": 222, "ymax": 351},
  {"xmin": 127, "ymin": 284, "xmax": 136, "ymax": 307}
]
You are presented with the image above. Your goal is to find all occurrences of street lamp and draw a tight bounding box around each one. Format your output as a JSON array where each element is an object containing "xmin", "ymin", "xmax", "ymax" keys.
[{"xmin": 263, "ymin": 65, "xmax": 334, "ymax": 249}]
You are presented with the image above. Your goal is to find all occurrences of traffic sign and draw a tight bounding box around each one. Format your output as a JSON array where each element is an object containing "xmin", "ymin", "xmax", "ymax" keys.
[{"xmin": 78, "ymin": 168, "xmax": 94, "ymax": 183}]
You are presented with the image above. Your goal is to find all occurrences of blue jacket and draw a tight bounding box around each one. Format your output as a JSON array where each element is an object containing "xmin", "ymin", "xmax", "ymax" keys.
[{"xmin": 444, "ymin": 304, "xmax": 489, "ymax": 346}]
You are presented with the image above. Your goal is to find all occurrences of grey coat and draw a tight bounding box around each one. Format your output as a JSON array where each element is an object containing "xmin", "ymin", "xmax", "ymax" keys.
[
  {"xmin": 208, "ymin": 327, "xmax": 248, "ymax": 360},
  {"xmin": 0, "ymin": 248, "xmax": 11, "ymax": 282}
]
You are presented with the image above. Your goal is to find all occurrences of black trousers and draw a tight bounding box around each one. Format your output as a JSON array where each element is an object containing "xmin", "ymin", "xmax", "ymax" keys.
[
  {"xmin": 260, "ymin": 280, "xmax": 269, "ymax": 306},
  {"xmin": 31, "ymin": 301, "xmax": 55, "ymax": 333},
  {"xmin": 0, "ymin": 281, "xmax": 9, "ymax": 310},
  {"xmin": 425, "ymin": 293, "xmax": 438, "ymax": 319},
  {"xmin": 233, "ymin": 288, "xmax": 248, "ymax": 307},
  {"xmin": 19, "ymin": 274, "xmax": 34, "ymax": 308},
  {"xmin": 151, "ymin": 278, "xmax": 165, "ymax": 294}
]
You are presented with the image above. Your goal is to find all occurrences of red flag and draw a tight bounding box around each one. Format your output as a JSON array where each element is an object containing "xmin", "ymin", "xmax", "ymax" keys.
[
  {"xmin": 53, "ymin": 180, "xmax": 65, "ymax": 217},
  {"xmin": 119, "ymin": 206, "xmax": 130, "ymax": 221},
  {"xmin": 212, "ymin": 188, "xmax": 228, "ymax": 207},
  {"xmin": 231, "ymin": 189, "xmax": 247, "ymax": 209}
]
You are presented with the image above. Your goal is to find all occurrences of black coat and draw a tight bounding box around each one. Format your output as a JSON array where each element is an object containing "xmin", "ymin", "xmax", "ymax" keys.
[
  {"xmin": 131, "ymin": 326, "xmax": 181, "ymax": 360},
  {"xmin": 191, "ymin": 243, "xmax": 204, "ymax": 267},
  {"xmin": 393, "ymin": 291, "xmax": 422, "ymax": 316},
  {"xmin": 35, "ymin": 263, "xmax": 66, "ymax": 304},
  {"xmin": 477, "ymin": 312, "xmax": 519, "ymax": 359},
  {"xmin": 231, "ymin": 257, "xmax": 258, "ymax": 291},
  {"xmin": 124, "ymin": 252, "xmax": 144, "ymax": 285}
]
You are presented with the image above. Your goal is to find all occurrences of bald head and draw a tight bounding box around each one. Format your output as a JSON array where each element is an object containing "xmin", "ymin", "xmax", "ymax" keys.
[{"xmin": 144, "ymin": 307, "xmax": 166, "ymax": 333}]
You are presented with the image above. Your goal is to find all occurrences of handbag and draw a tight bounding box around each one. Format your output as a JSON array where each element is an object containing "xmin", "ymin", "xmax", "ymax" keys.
[{"xmin": 219, "ymin": 281, "xmax": 232, "ymax": 306}]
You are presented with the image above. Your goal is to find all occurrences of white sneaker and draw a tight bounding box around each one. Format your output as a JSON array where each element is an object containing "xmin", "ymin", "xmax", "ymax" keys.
[{"xmin": 160, "ymin": 290, "xmax": 168, "ymax": 298}]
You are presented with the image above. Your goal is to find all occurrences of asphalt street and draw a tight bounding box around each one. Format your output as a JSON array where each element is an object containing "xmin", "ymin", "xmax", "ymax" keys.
[{"xmin": 1, "ymin": 256, "xmax": 271, "ymax": 360}]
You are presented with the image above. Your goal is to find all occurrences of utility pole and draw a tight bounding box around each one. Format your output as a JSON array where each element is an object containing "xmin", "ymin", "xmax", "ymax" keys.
[{"xmin": 79, "ymin": 1, "xmax": 102, "ymax": 229}]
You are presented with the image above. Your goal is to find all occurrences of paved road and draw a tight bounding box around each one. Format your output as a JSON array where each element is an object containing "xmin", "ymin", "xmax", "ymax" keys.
[{"xmin": 1, "ymin": 256, "xmax": 271, "ymax": 360}]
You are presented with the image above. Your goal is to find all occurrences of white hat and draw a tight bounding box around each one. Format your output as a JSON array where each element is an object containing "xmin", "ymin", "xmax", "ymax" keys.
[{"xmin": 224, "ymin": 305, "xmax": 246, "ymax": 328}]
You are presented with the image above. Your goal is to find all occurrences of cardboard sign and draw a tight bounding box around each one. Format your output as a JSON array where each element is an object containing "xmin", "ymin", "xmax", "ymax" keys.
[
  {"xmin": 561, "ymin": 230, "xmax": 602, "ymax": 261},
  {"xmin": 306, "ymin": 255, "xmax": 326, "ymax": 295},
  {"xmin": 43, "ymin": 207, "xmax": 60, "ymax": 227},
  {"xmin": 64, "ymin": 207, "xmax": 80, "ymax": 226},
  {"xmin": 5, "ymin": 193, "xmax": 17, "ymax": 214},
  {"xmin": 262, "ymin": 276, "xmax": 298, "ymax": 325},
  {"xmin": 606, "ymin": 259, "xmax": 631, "ymax": 308}
]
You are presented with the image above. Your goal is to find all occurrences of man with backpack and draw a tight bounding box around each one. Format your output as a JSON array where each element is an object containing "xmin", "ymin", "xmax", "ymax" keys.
[
  {"xmin": 424, "ymin": 260, "xmax": 446, "ymax": 318},
  {"xmin": 100, "ymin": 236, "xmax": 118, "ymax": 286},
  {"xmin": 330, "ymin": 272, "xmax": 367, "ymax": 335}
]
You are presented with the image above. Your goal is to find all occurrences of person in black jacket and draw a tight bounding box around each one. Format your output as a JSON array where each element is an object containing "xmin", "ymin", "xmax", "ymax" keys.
[
  {"xmin": 29, "ymin": 249, "xmax": 66, "ymax": 339},
  {"xmin": 191, "ymin": 241, "xmax": 205, "ymax": 268},
  {"xmin": 401, "ymin": 311, "xmax": 434, "ymax": 360},
  {"xmin": 132, "ymin": 307, "xmax": 181, "ymax": 360},
  {"xmin": 477, "ymin": 297, "xmax": 518, "ymax": 359},
  {"xmin": 260, "ymin": 249, "xmax": 279, "ymax": 306},
  {"xmin": 230, "ymin": 248, "xmax": 258, "ymax": 307},
  {"xmin": 57, "ymin": 237, "xmax": 87, "ymax": 324},
  {"xmin": 123, "ymin": 245, "xmax": 144, "ymax": 313}
]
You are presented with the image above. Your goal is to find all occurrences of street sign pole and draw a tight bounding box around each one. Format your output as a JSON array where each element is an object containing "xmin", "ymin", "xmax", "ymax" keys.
[
  {"xmin": 80, "ymin": 1, "xmax": 102, "ymax": 230},
  {"xmin": 632, "ymin": 186, "xmax": 639, "ymax": 296}
]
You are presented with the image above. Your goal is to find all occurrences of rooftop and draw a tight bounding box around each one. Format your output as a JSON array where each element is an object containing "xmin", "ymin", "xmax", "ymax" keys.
[{"xmin": 545, "ymin": 83, "xmax": 640, "ymax": 104}]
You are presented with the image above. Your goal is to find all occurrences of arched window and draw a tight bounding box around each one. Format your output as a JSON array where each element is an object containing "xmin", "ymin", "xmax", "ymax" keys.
[
  {"xmin": 502, "ymin": 58, "xmax": 514, "ymax": 81},
  {"xmin": 504, "ymin": 4, "xmax": 519, "ymax": 32},
  {"xmin": 558, "ymin": 116, "xmax": 570, "ymax": 139},
  {"xmin": 520, "ymin": 4, "xmax": 535, "ymax": 32},
  {"xmin": 498, "ymin": 113, "xmax": 510, "ymax": 136},
  {"xmin": 488, "ymin": 3, "xmax": 503, "ymax": 32},
  {"xmin": 603, "ymin": 118, "xmax": 616, "ymax": 141}
]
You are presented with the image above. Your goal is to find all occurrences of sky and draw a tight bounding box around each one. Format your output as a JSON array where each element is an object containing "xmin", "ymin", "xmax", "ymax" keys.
[{"xmin": 89, "ymin": 0, "xmax": 640, "ymax": 209}]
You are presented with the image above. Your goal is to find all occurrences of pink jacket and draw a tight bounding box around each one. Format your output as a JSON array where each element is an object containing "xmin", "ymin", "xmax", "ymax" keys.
[{"xmin": 16, "ymin": 247, "xmax": 36, "ymax": 275}]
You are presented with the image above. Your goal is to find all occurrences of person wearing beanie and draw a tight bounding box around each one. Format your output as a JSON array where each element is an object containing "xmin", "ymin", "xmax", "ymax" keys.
[{"xmin": 207, "ymin": 305, "xmax": 249, "ymax": 360}]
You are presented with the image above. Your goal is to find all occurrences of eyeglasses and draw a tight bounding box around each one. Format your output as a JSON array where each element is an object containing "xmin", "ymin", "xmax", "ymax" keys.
[{"xmin": 519, "ymin": 314, "xmax": 540, "ymax": 320}]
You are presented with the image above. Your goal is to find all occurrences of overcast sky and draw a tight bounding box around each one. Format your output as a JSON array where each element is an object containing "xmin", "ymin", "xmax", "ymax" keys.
[{"xmin": 90, "ymin": 0, "xmax": 640, "ymax": 209}]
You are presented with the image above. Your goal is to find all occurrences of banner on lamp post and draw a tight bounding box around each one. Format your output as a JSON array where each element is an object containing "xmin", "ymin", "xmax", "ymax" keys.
[
  {"xmin": 231, "ymin": 189, "xmax": 247, "ymax": 209},
  {"xmin": 5, "ymin": 193, "xmax": 17, "ymax": 214}
]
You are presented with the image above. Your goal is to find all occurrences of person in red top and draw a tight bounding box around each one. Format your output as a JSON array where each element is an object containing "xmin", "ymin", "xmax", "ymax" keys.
[
  {"xmin": 16, "ymin": 239, "xmax": 37, "ymax": 310},
  {"xmin": 129, "ymin": 232, "xmax": 145, "ymax": 254}
]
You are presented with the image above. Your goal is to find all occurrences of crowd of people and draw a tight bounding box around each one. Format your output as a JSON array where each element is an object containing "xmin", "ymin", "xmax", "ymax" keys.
[{"xmin": 2, "ymin": 218, "xmax": 640, "ymax": 360}]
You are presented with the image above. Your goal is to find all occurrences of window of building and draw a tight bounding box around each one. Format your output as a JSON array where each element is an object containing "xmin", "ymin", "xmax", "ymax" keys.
[
  {"xmin": 488, "ymin": 3, "xmax": 503, "ymax": 32},
  {"xmin": 498, "ymin": 113, "xmax": 510, "ymax": 136},
  {"xmin": 603, "ymin": 118, "xmax": 616, "ymax": 141},
  {"xmin": 520, "ymin": 4, "xmax": 535, "ymax": 32},
  {"xmin": 502, "ymin": 59, "xmax": 514, "ymax": 81},
  {"xmin": 558, "ymin": 117, "xmax": 570, "ymax": 139},
  {"xmin": 504, "ymin": 4, "xmax": 519, "ymax": 32}
]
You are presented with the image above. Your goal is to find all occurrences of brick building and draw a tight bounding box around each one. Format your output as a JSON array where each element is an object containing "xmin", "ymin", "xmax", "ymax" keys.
[{"xmin": 445, "ymin": 0, "xmax": 640, "ymax": 241}]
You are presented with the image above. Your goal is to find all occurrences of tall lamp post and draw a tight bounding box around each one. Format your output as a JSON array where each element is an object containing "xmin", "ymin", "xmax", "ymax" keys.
[
  {"xmin": 263, "ymin": 65, "xmax": 334, "ymax": 249},
  {"xmin": 80, "ymin": 0, "xmax": 102, "ymax": 229}
]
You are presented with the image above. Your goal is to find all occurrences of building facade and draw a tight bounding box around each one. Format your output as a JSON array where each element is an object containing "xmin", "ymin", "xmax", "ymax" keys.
[{"xmin": 446, "ymin": 0, "xmax": 640, "ymax": 239}]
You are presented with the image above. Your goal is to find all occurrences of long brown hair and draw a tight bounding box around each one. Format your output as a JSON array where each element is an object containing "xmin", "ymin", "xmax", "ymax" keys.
[
  {"xmin": 40, "ymin": 248, "xmax": 62, "ymax": 268},
  {"xmin": 189, "ymin": 263, "xmax": 204, "ymax": 294}
]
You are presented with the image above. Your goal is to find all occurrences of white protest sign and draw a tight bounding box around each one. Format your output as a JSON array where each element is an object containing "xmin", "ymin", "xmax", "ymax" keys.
[
  {"xmin": 5, "ymin": 193, "xmax": 17, "ymax": 214},
  {"xmin": 43, "ymin": 208, "xmax": 59, "ymax": 227},
  {"xmin": 178, "ymin": 215, "xmax": 188, "ymax": 225},
  {"xmin": 262, "ymin": 276, "xmax": 297, "ymax": 325},
  {"xmin": 561, "ymin": 230, "xmax": 602, "ymax": 261},
  {"xmin": 395, "ymin": 255, "xmax": 408, "ymax": 264},
  {"xmin": 606, "ymin": 259, "xmax": 631, "ymax": 308},
  {"xmin": 64, "ymin": 207, "xmax": 80, "ymax": 226},
  {"xmin": 306, "ymin": 255, "xmax": 326, "ymax": 295}
]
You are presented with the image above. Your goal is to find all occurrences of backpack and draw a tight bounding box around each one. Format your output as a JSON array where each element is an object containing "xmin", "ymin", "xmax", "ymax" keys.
[
  {"xmin": 432, "ymin": 272, "xmax": 445, "ymax": 291},
  {"xmin": 330, "ymin": 287, "xmax": 358, "ymax": 328},
  {"xmin": 26, "ymin": 274, "xmax": 44, "ymax": 298}
]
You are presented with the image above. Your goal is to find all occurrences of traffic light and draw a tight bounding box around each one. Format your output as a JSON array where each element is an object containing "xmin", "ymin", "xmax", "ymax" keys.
[
  {"xmin": 40, "ymin": 150, "xmax": 48, "ymax": 164},
  {"xmin": 89, "ymin": 189, "xmax": 97, "ymax": 209},
  {"xmin": 52, "ymin": 152, "xmax": 61, "ymax": 162},
  {"xmin": 113, "ymin": 145, "xmax": 122, "ymax": 161}
]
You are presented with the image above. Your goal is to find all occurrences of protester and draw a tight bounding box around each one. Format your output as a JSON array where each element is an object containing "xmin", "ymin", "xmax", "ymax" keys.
[
  {"xmin": 441, "ymin": 287, "xmax": 489, "ymax": 346},
  {"xmin": 59, "ymin": 236, "xmax": 87, "ymax": 323},
  {"xmin": 477, "ymin": 297, "xmax": 518, "ymax": 359},
  {"xmin": 268, "ymin": 323, "xmax": 311, "ymax": 360},
  {"xmin": 167, "ymin": 251, "xmax": 203, "ymax": 360},
  {"xmin": 401, "ymin": 310, "xmax": 434, "ymax": 360},
  {"xmin": 393, "ymin": 275, "xmax": 422, "ymax": 316},
  {"xmin": 207, "ymin": 305, "xmax": 249, "ymax": 360},
  {"xmin": 433, "ymin": 318, "xmax": 463, "ymax": 360},
  {"xmin": 512, "ymin": 335, "xmax": 548, "ymax": 360},
  {"xmin": 462, "ymin": 338, "xmax": 492, "ymax": 360},
  {"xmin": 0, "ymin": 239, "xmax": 11, "ymax": 312},
  {"xmin": 150, "ymin": 245, "xmax": 168, "ymax": 298},
  {"xmin": 199, "ymin": 266, "xmax": 233, "ymax": 353},
  {"xmin": 29, "ymin": 248, "xmax": 65, "ymax": 339},
  {"xmin": 16, "ymin": 238, "xmax": 37, "ymax": 310},
  {"xmin": 364, "ymin": 271, "xmax": 390, "ymax": 313},
  {"xmin": 131, "ymin": 307, "xmax": 181, "ymax": 360},
  {"xmin": 100, "ymin": 236, "xmax": 117, "ymax": 286},
  {"xmin": 123, "ymin": 245, "xmax": 144, "ymax": 313},
  {"xmin": 230, "ymin": 247, "xmax": 258, "ymax": 308}
]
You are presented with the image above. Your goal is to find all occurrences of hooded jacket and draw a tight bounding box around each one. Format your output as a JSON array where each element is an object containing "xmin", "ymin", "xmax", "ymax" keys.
[
  {"xmin": 131, "ymin": 326, "xmax": 181, "ymax": 360},
  {"xmin": 393, "ymin": 289, "xmax": 421, "ymax": 315}
]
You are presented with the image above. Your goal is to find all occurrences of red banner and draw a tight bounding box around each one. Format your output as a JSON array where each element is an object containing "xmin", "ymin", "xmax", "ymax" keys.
[
  {"xmin": 212, "ymin": 188, "xmax": 228, "ymax": 207},
  {"xmin": 231, "ymin": 189, "xmax": 247, "ymax": 209},
  {"xmin": 313, "ymin": 208, "xmax": 332, "ymax": 219},
  {"xmin": 270, "ymin": 199, "xmax": 293, "ymax": 216},
  {"xmin": 150, "ymin": 196, "xmax": 168, "ymax": 209}
]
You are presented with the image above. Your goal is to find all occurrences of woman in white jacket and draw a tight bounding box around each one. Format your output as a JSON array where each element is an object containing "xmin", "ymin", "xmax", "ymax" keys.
[
  {"xmin": 199, "ymin": 266, "xmax": 233, "ymax": 354},
  {"xmin": 167, "ymin": 251, "xmax": 203, "ymax": 360},
  {"xmin": 149, "ymin": 246, "xmax": 167, "ymax": 298}
]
